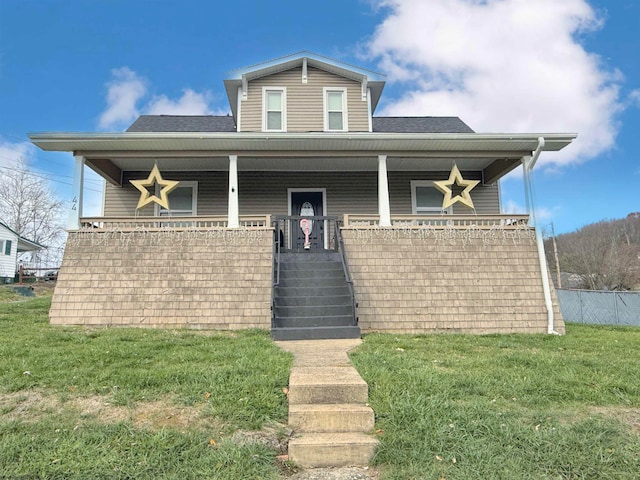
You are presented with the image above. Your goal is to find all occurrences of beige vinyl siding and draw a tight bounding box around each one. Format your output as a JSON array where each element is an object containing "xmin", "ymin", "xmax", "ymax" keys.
[
  {"xmin": 240, "ymin": 67, "xmax": 369, "ymax": 132},
  {"xmin": 104, "ymin": 170, "xmax": 499, "ymax": 217},
  {"xmin": 388, "ymin": 171, "xmax": 499, "ymax": 215},
  {"xmin": 104, "ymin": 171, "xmax": 228, "ymax": 217}
]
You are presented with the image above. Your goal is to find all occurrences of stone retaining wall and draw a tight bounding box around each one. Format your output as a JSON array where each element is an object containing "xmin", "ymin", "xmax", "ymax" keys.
[
  {"xmin": 341, "ymin": 227, "xmax": 564, "ymax": 334},
  {"xmin": 50, "ymin": 229, "xmax": 273, "ymax": 329}
]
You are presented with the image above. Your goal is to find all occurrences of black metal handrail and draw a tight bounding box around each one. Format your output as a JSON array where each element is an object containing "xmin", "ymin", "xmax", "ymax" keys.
[
  {"xmin": 335, "ymin": 219, "xmax": 358, "ymax": 326},
  {"xmin": 271, "ymin": 217, "xmax": 281, "ymax": 329},
  {"xmin": 273, "ymin": 215, "xmax": 340, "ymax": 251}
]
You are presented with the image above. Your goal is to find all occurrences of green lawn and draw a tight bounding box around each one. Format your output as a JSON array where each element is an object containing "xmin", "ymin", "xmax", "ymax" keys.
[
  {"xmin": 350, "ymin": 327, "xmax": 640, "ymax": 479},
  {"xmin": 1, "ymin": 290, "xmax": 639, "ymax": 479},
  {"xmin": 0, "ymin": 293, "xmax": 293, "ymax": 479}
]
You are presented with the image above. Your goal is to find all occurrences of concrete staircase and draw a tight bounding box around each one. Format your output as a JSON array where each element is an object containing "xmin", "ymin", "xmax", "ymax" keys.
[
  {"xmin": 277, "ymin": 339, "xmax": 378, "ymax": 468},
  {"xmin": 272, "ymin": 252, "xmax": 360, "ymax": 341}
]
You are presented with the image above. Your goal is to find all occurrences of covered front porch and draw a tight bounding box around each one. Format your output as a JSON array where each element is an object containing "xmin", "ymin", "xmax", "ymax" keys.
[{"xmin": 30, "ymin": 131, "xmax": 573, "ymax": 335}]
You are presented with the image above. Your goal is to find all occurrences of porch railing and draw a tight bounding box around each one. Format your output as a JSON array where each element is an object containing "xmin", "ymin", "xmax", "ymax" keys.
[
  {"xmin": 272, "ymin": 215, "xmax": 341, "ymax": 251},
  {"xmin": 79, "ymin": 216, "xmax": 271, "ymax": 231},
  {"xmin": 342, "ymin": 214, "xmax": 530, "ymax": 229}
]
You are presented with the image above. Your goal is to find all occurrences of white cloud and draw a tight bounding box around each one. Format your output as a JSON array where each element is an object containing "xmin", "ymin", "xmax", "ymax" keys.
[
  {"xmin": 145, "ymin": 89, "xmax": 213, "ymax": 116},
  {"xmin": 98, "ymin": 67, "xmax": 146, "ymax": 130},
  {"xmin": 503, "ymin": 199, "xmax": 526, "ymax": 214},
  {"xmin": 366, "ymin": 0, "xmax": 624, "ymax": 167},
  {"xmin": 503, "ymin": 199, "xmax": 555, "ymax": 223},
  {"xmin": 98, "ymin": 69, "xmax": 215, "ymax": 130},
  {"xmin": 0, "ymin": 139, "xmax": 35, "ymax": 169}
]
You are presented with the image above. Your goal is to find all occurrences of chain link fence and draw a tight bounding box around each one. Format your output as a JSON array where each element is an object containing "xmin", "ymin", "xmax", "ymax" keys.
[{"xmin": 556, "ymin": 289, "xmax": 640, "ymax": 326}]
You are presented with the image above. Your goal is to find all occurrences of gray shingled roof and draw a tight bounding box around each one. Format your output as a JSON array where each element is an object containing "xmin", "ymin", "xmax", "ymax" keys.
[
  {"xmin": 126, "ymin": 115, "xmax": 237, "ymax": 132},
  {"xmin": 125, "ymin": 115, "xmax": 473, "ymax": 133},
  {"xmin": 372, "ymin": 116, "xmax": 474, "ymax": 133}
]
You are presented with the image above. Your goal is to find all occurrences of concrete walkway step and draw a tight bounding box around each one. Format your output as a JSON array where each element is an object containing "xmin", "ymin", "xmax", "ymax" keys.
[
  {"xmin": 289, "ymin": 403, "xmax": 375, "ymax": 433},
  {"xmin": 288, "ymin": 432, "xmax": 379, "ymax": 468},
  {"xmin": 277, "ymin": 339, "xmax": 378, "ymax": 468},
  {"xmin": 288, "ymin": 366, "xmax": 369, "ymax": 404}
]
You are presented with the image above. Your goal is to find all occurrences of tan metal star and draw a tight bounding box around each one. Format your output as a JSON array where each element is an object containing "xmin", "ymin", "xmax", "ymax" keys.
[
  {"xmin": 433, "ymin": 164, "xmax": 480, "ymax": 209},
  {"xmin": 130, "ymin": 165, "xmax": 180, "ymax": 210}
]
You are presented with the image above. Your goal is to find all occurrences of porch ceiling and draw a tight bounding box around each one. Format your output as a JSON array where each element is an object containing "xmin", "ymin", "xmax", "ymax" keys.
[
  {"xmin": 88, "ymin": 155, "xmax": 503, "ymax": 173},
  {"xmin": 29, "ymin": 131, "xmax": 576, "ymax": 185}
]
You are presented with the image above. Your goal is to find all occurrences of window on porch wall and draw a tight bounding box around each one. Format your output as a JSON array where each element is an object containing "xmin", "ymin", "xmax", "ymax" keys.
[
  {"xmin": 156, "ymin": 182, "xmax": 198, "ymax": 217},
  {"xmin": 411, "ymin": 180, "xmax": 452, "ymax": 215}
]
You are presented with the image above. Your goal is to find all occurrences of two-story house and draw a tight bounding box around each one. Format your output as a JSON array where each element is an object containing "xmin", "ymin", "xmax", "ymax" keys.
[{"xmin": 30, "ymin": 52, "xmax": 575, "ymax": 339}]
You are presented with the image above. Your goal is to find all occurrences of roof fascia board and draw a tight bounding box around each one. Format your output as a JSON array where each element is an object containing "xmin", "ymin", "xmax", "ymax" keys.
[
  {"xmin": 0, "ymin": 222, "xmax": 45, "ymax": 250},
  {"xmin": 226, "ymin": 51, "xmax": 386, "ymax": 82},
  {"xmin": 29, "ymin": 131, "xmax": 577, "ymax": 151}
]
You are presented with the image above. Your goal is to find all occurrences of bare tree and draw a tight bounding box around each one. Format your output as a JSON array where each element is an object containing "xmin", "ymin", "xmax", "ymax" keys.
[
  {"xmin": 0, "ymin": 159, "xmax": 65, "ymax": 266},
  {"xmin": 549, "ymin": 216, "xmax": 640, "ymax": 291}
]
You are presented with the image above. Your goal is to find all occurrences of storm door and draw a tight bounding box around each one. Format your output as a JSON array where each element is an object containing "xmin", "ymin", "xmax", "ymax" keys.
[{"xmin": 289, "ymin": 191, "xmax": 325, "ymax": 251}]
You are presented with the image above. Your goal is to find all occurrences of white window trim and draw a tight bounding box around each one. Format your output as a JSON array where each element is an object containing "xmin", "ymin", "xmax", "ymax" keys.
[
  {"xmin": 323, "ymin": 87, "xmax": 348, "ymax": 132},
  {"xmin": 411, "ymin": 180, "xmax": 452, "ymax": 215},
  {"xmin": 262, "ymin": 87, "xmax": 287, "ymax": 132},
  {"xmin": 155, "ymin": 181, "xmax": 198, "ymax": 217}
]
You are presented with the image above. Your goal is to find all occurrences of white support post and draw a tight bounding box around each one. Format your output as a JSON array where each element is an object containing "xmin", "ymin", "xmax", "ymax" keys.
[
  {"xmin": 521, "ymin": 155, "xmax": 532, "ymax": 222},
  {"xmin": 68, "ymin": 155, "xmax": 85, "ymax": 230},
  {"xmin": 227, "ymin": 155, "xmax": 239, "ymax": 228},
  {"xmin": 378, "ymin": 155, "xmax": 391, "ymax": 227}
]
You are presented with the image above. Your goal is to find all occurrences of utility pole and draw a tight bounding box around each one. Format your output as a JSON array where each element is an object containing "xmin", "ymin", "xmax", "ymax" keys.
[{"xmin": 551, "ymin": 222, "xmax": 562, "ymax": 288}]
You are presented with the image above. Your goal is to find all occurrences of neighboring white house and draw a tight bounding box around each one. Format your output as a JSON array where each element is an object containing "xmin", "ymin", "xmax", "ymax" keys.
[{"xmin": 0, "ymin": 222, "xmax": 45, "ymax": 283}]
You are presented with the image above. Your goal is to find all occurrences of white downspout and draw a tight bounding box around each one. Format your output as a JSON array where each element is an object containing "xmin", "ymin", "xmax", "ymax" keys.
[{"xmin": 524, "ymin": 137, "xmax": 558, "ymax": 334}]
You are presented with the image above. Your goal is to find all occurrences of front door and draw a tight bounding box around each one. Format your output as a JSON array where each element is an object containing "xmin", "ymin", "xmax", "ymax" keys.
[{"xmin": 290, "ymin": 191, "xmax": 324, "ymax": 251}]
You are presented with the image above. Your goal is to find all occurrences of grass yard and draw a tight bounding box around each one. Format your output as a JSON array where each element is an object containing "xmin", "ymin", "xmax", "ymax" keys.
[
  {"xmin": 0, "ymin": 291, "xmax": 293, "ymax": 479},
  {"xmin": 350, "ymin": 327, "xmax": 640, "ymax": 479},
  {"xmin": 1, "ymin": 289, "xmax": 639, "ymax": 479}
]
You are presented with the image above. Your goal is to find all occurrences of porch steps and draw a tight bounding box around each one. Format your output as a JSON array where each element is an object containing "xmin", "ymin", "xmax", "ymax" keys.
[
  {"xmin": 272, "ymin": 252, "xmax": 359, "ymax": 341},
  {"xmin": 278, "ymin": 339, "xmax": 378, "ymax": 468}
]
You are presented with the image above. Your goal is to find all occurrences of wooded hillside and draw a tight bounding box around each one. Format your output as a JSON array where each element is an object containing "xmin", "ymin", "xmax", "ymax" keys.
[{"xmin": 545, "ymin": 213, "xmax": 640, "ymax": 291}]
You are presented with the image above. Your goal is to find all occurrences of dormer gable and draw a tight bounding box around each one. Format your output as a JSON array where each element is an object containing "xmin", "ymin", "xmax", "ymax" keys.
[{"xmin": 223, "ymin": 52, "xmax": 386, "ymax": 133}]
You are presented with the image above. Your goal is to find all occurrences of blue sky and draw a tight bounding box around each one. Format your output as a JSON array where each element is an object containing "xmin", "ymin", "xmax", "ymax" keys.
[{"xmin": 1, "ymin": 0, "xmax": 638, "ymax": 234}]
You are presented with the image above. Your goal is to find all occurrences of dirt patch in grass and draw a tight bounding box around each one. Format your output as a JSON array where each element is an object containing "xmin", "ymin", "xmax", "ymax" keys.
[
  {"xmin": 1, "ymin": 390, "xmax": 218, "ymax": 433},
  {"xmin": 590, "ymin": 406, "xmax": 640, "ymax": 434},
  {"xmin": 0, "ymin": 390, "xmax": 59, "ymax": 418}
]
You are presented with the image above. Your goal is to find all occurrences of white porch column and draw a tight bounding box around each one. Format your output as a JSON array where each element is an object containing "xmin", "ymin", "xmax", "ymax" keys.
[
  {"xmin": 68, "ymin": 155, "xmax": 85, "ymax": 230},
  {"xmin": 227, "ymin": 155, "xmax": 239, "ymax": 228},
  {"xmin": 378, "ymin": 154, "xmax": 391, "ymax": 227},
  {"xmin": 521, "ymin": 155, "xmax": 532, "ymax": 221}
]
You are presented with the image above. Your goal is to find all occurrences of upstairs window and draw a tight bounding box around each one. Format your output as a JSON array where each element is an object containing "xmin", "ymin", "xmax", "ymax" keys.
[
  {"xmin": 263, "ymin": 87, "xmax": 286, "ymax": 132},
  {"xmin": 324, "ymin": 88, "xmax": 348, "ymax": 132},
  {"xmin": 411, "ymin": 181, "xmax": 452, "ymax": 214}
]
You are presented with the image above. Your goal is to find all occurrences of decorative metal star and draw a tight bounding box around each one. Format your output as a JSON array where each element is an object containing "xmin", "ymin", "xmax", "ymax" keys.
[
  {"xmin": 433, "ymin": 164, "xmax": 480, "ymax": 209},
  {"xmin": 130, "ymin": 165, "xmax": 180, "ymax": 210}
]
